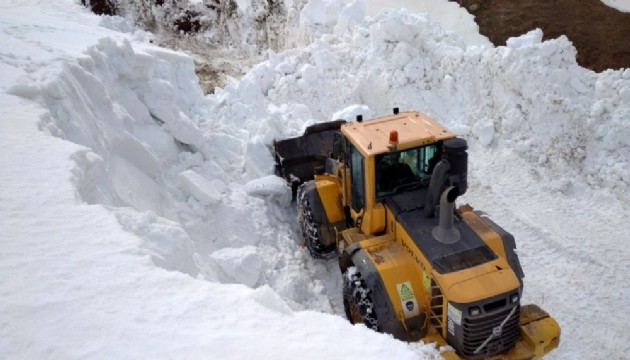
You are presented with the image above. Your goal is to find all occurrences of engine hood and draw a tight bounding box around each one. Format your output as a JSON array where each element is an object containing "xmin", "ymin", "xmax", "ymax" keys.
[{"xmin": 435, "ymin": 259, "xmax": 520, "ymax": 304}]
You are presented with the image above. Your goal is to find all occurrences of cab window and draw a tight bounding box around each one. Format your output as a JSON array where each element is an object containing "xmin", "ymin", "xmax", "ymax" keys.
[
  {"xmin": 376, "ymin": 144, "xmax": 439, "ymax": 198},
  {"xmin": 349, "ymin": 144, "xmax": 365, "ymax": 212}
]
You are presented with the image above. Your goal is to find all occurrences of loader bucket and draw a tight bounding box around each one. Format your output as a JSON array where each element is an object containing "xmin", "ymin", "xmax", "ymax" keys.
[{"xmin": 273, "ymin": 119, "xmax": 345, "ymax": 196}]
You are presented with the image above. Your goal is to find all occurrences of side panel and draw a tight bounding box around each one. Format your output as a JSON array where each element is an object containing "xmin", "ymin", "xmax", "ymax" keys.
[
  {"xmin": 460, "ymin": 208, "xmax": 524, "ymax": 289},
  {"xmin": 361, "ymin": 202, "xmax": 386, "ymax": 234},
  {"xmin": 302, "ymin": 181, "xmax": 342, "ymax": 249},
  {"xmin": 392, "ymin": 216, "xmax": 447, "ymax": 337},
  {"xmin": 480, "ymin": 215, "xmax": 525, "ymax": 288},
  {"xmin": 314, "ymin": 174, "xmax": 345, "ymax": 224}
]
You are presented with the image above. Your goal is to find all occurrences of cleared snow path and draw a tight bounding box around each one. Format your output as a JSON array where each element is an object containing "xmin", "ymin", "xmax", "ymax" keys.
[{"xmin": 466, "ymin": 151, "xmax": 630, "ymax": 359}]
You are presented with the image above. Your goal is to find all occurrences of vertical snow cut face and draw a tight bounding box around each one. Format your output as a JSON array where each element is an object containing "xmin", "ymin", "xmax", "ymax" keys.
[
  {"xmin": 31, "ymin": 37, "xmax": 206, "ymax": 277},
  {"xmin": 17, "ymin": 28, "xmax": 339, "ymax": 315}
]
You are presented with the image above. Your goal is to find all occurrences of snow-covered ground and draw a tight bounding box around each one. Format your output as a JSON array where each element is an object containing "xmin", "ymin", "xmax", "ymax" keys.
[{"xmin": 2, "ymin": 0, "xmax": 630, "ymax": 359}]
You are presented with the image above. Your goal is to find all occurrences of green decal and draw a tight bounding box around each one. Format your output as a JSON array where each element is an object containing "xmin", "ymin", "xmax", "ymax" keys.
[
  {"xmin": 423, "ymin": 271, "xmax": 431, "ymax": 289},
  {"xmin": 397, "ymin": 281, "xmax": 415, "ymax": 301}
]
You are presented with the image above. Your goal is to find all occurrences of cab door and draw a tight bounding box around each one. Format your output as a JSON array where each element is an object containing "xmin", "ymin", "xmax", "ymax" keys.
[{"xmin": 348, "ymin": 142, "xmax": 365, "ymax": 223}]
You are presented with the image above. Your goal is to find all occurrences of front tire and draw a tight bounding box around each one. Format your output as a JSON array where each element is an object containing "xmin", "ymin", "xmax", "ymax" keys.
[
  {"xmin": 342, "ymin": 266, "xmax": 379, "ymax": 331},
  {"xmin": 297, "ymin": 182, "xmax": 338, "ymax": 259}
]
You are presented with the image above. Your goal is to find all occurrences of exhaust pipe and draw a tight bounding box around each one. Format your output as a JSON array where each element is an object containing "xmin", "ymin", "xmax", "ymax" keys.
[{"xmin": 432, "ymin": 186, "xmax": 460, "ymax": 244}]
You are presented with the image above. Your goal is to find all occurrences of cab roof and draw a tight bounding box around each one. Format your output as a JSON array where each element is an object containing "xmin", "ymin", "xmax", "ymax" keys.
[{"xmin": 341, "ymin": 111, "xmax": 456, "ymax": 156}]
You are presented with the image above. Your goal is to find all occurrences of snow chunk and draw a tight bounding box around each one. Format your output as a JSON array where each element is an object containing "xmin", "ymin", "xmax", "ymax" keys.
[
  {"xmin": 474, "ymin": 118, "xmax": 495, "ymax": 147},
  {"xmin": 250, "ymin": 285, "xmax": 292, "ymax": 314},
  {"xmin": 311, "ymin": 47, "xmax": 340, "ymax": 71},
  {"xmin": 300, "ymin": 0, "xmax": 342, "ymax": 29},
  {"xmin": 333, "ymin": 0, "xmax": 366, "ymax": 36},
  {"xmin": 243, "ymin": 175, "xmax": 291, "ymax": 206},
  {"xmin": 114, "ymin": 208, "xmax": 198, "ymax": 276},
  {"xmin": 242, "ymin": 140, "xmax": 275, "ymax": 182},
  {"xmin": 179, "ymin": 169, "xmax": 226, "ymax": 205},
  {"xmin": 332, "ymin": 104, "xmax": 373, "ymax": 121},
  {"xmin": 210, "ymin": 246, "xmax": 264, "ymax": 287},
  {"xmin": 507, "ymin": 28, "xmax": 543, "ymax": 48},
  {"xmin": 112, "ymin": 135, "xmax": 161, "ymax": 177},
  {"xmin": 299, "ymin": 64, "xmax": 319, "ymax": 83}
]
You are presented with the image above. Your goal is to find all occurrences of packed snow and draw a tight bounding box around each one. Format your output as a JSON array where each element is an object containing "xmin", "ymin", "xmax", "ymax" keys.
[
  {"xmin": 601, "ymin": 0, "xmax": 630, "ymax": 12},
  {"xmin": 2, "ymin": 0, "xmax": 630, "ymax": 359}
]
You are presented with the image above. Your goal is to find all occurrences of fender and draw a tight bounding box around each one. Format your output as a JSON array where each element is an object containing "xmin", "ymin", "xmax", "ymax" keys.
[
  {"xmin": 301, "ymin": 178, "xmax": 345, "ymax": 249},
  {"xmin": 479, "ymin": 215, "xmax": 525, "ymax": 290},
  {"xmin": 342, "ymin": 237, "xmax": 428, "ymax": 341},
  {"xmin": 460, "ymin": 207, "xmax": 525, "ymax": 291}
]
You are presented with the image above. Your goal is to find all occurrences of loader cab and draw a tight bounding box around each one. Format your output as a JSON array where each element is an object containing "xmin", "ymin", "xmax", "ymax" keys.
[{"xmin": 339, "ymin": 111, "xmax": 457, "ymax": 235}]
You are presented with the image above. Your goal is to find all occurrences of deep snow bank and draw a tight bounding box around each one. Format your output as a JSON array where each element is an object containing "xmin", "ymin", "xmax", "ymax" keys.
[
  {"xmin": 203, "ymin": 12, "xmax": 630, "ymax": 204},
  {"xmin": 1, "ymin": 1, "xmax": 442, "ymax": 359},
  {"xmin": 8, "ymin": 6, "xmax": 341, "ymax": 314},
  {"xmin": 10, "ymin": 35, "xmax": 205, "ymax": 276},
  {"xmin": 4, "ymin": 0, "xmax": 630, "ymax": 359}
]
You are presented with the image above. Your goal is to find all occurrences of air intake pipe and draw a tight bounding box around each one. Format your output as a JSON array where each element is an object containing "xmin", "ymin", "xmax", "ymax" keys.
[
  {"xmin": 424, "ymin": 138, "xmax": 468, "ymax": 217},
  {"xmin": 432, "ymin": 186, "xmax": 460, "ymax": 244},
  {"xmin": 443, "ymin": 138, "xmax": 468, "ymax": 195}
]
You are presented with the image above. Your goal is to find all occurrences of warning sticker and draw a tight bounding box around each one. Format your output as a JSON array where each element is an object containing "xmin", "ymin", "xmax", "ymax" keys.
[
  {"xmin": 422, "ymin": 271, "xmax": 431, "ymax": 290},
  {"xmin": 397, "ymin": 281, "xmax": 419, "ymax": 318},
  {"xmin": 448, "ymin": 318, "xmax": 455, "ymax": 335},
  {"xmin": 397, "ymin": 282, "xmax": 415, "ymax": 301},
  {"xmin": 403, "ymin": 299, "xmax": 419, "ymax": 318},
  {"xmin": 447, "ymin": 303, "xmax": 462, "ymax": 326}
]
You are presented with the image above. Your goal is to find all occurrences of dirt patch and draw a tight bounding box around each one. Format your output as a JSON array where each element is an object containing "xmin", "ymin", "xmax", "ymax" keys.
[
  {"xmin": 456, "ymin": 0, "xmax": 630, "ymax": 72},
  {"xmin": 81, "ymin": 0, "xmax": 117, "ymax": 15}
]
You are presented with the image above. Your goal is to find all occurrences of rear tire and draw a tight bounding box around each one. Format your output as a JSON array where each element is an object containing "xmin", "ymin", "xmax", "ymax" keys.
[
  {"xmin": 297, "ymin": 182, "xmax": 338, "ymax": 259},
  {"xmin": 342, "ymin": 267, "xmax": 379, "ymax": 331}
]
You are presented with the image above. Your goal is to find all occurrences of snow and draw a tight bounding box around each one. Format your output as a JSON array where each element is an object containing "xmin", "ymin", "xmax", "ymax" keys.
[
  {"xmin": 601, "ymin": 0, "xmax": 630, "ymax": 12},
  {"xmin": 179, "ymin": 169, "xmax": 226, "ymax": 205},
  {"xmin": 1, "ymin": 0, "xmax": 629, "ymax": 359},
  {"xmin": 363, "ymin": 0, "xmax": 490, "ymax": 46}
]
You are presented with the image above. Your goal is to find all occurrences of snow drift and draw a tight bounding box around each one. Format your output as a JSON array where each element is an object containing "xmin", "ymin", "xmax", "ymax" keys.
[{"xmin": 2, "ymin": 0, "xmax": 630, "ymax": 359}]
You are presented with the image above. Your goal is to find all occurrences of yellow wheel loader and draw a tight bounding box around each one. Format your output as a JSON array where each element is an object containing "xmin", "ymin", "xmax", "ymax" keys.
[{"xmin": 273, "ymin": 109, "xmax": 560, "ymax": 359}]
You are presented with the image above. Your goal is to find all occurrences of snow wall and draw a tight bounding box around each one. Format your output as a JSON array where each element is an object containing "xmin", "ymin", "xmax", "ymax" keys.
[{"xmin": 7, "ymin": 1, "xmax": 630, "ymax": 358}]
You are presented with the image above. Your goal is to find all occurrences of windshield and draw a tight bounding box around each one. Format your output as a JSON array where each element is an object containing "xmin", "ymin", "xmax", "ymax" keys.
[{"xmin": 376, "ymin": 144, "xmax": 439, "ymax": 198}]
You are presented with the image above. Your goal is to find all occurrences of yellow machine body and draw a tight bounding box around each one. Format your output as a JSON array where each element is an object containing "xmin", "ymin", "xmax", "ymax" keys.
[{"xmin": 277, "ymin": 111, "xmax": 560, "ymax": 359}]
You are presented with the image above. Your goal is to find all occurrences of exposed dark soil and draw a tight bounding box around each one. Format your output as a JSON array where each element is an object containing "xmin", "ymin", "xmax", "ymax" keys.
[{"xmin": 456, "ymin": 0, "xmax": 630, "ymax": 72}]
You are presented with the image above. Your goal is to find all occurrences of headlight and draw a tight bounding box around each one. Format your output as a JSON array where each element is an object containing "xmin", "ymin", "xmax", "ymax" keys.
[
  {"xmin": 510, "ymin": 294, "xmax": 519, "ymax": 304},
  {"xmin": 469, "ymin": 306, "xmax": 481, "ymax": 316}
]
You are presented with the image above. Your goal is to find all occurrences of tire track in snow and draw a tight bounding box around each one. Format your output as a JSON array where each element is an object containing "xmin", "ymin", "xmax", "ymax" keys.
[{"xmin": 465, "ymin": 150, "xmax": 630, "ymax": 359}]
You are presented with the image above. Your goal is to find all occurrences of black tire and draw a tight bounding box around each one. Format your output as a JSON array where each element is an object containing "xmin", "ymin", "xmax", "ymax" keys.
[
  {"xmin": 296, "ymin": 182, "xmax": 338, "ymax": 259},
  {"xmin": 342, "ymin": 266, "xmax": 379, "ymax": 331}
]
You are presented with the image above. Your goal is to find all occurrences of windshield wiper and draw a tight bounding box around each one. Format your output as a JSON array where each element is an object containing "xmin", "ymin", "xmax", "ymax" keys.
[{"xmin": 393, "ymin": 180, "xmax": 425, "ymax": 193}]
